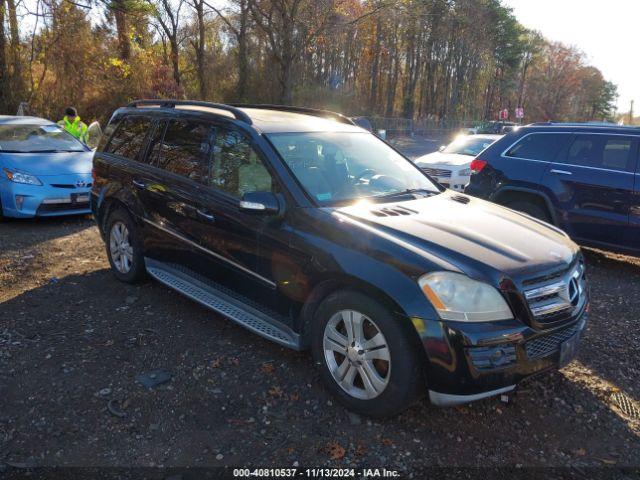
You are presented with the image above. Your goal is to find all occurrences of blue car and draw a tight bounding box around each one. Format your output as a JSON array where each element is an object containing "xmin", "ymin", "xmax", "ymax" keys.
[
  {"xmin": 0, "ymin": 116, "xmax": 93, "ymax": 219},
  {"xmin": 465, "ymin": 123, "xmax": 640, "ymax": 255}
]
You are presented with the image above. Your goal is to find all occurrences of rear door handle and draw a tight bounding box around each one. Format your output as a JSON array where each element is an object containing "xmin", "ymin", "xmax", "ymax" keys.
[
  {"xmin": 550, "ymin": 169, "xmax": 572, "ymax": 176},
  {"xmin": 132, "ymin": 179, "xmax": 146, "ymax": 188},
  {"xmin": 196, "ymin": 208, "xmax": 215, "ymax": 222}
]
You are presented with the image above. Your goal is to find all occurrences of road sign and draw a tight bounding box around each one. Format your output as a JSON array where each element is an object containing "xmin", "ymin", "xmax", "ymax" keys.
[
  {"xmin": 515, "ymin": 107, "xmax": 524, "ymax": 119},
  {"xmin": 499, "ymin": 109, "xmax": 508, "ymax": 120}
]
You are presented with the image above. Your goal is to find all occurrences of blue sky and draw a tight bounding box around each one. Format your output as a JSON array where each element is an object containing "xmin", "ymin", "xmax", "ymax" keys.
[{"xmin": 503, "ymin": 0, "xmax": 638, "ymax": 113}]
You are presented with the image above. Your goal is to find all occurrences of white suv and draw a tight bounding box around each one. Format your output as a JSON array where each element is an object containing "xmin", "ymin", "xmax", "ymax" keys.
[{"xmin": 414, "ymin": 134, "xmax": 501, "ymax": 191}]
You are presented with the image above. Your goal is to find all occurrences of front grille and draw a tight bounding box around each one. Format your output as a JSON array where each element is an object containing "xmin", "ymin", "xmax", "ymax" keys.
[
  {"xmin": 37, "ymin": 202, "xmax": 89, "ymax": 213},
  {"xmin": 421, "ymin": 167, "xmax": 452, "ymax": 178},
  {"xmin": 50, "ymin": 183, "xmax": 93, "ymax": 189},
  {"xmin": 525, "ymin": 322, "xmax": 581, "ymax": 359},
  {"xmin": 523, "ymin": 261, "xmax": 587, "ymax": 323}
]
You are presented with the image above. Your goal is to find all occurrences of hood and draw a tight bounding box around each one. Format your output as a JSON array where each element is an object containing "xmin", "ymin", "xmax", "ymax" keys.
[
  {"xmin": 414, "ymin": 151, "xmax": 473, "ymax": 167},
  {"xmin": 331, "ymin": 191, "xmax": 577, "ymax": 281},
  {"xmin": 0, "ymin": 151, "xmax": 93, "ymax": 175}
]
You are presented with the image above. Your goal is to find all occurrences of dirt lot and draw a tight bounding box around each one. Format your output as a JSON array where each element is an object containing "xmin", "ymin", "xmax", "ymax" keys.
[{"xmin": 1, "ymin": 214, "xmax": 639, "ymax": 477}]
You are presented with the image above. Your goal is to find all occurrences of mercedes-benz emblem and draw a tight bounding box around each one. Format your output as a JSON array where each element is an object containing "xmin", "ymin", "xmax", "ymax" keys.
[{"xmin": 568, "ymin": 277, "xmax": 580, "ymax": 306}]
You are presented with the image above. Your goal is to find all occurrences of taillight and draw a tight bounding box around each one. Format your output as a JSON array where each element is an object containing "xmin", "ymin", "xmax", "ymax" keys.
[
  {"xmin": 470, "ymin": 158, "xmax": 487, "ymax": 174},
  {"xmin": 91, "ymin": 168, "xmax": 96, "ymax": 183}
]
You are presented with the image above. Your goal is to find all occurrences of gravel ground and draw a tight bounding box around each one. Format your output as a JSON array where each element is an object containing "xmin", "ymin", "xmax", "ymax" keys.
[{"xmin": 1, "ymin": 215, "xmax": 639, "ymax": 477}]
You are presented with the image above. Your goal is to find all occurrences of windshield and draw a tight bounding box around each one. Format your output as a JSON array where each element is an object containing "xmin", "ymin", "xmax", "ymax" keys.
[
  {"xmin": 267, "ymin": 132, "xmax": 439, "ymax": 205},
  {"xmin": 443, "ymin": 136, "xmax": 496, "ymax": 156},
  {"xmin": 0, "ymin": 124, "xmax": 86, "ymax": 153}
]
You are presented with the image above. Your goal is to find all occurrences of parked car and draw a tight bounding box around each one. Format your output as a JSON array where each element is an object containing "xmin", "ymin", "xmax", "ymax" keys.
[
  {"xmin": 467, "ymin": 121, "xmax": 517, "ymax": 135},
  {"xmin": 414, "ymin": 134, "xmax": 501, "ymax": 191},
  {"xmin": 0, "ymin": 116, "xmax": 93, "ymax": 219},
  {"xmin": 465, "ymin": 123, "xmax": 640, "ymax": 256},
  {"xmin": 92, "ymin": 101, "xmax": 589, "ymax": 417}
]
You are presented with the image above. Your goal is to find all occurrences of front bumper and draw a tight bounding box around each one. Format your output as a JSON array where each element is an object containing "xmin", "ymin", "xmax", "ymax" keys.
[
  {"xmin": 434, "ymin": 174, "xmax": 469, "ymax": 192},
  {"xmin": 0, "ymin": 174, "xmax": 92, "ymax": 218},
  {"xmin": 422, "ymin": 308, "xmax": 588, "ymax": 406}
]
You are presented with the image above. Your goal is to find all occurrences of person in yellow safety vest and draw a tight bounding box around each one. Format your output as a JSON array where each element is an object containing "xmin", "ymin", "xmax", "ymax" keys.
[{"xmin": 57, "ymin": 107, "xmax": 88, "ymax": 144}]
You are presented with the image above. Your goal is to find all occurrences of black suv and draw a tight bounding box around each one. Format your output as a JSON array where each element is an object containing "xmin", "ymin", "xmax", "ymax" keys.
[
  {"xmin": 465, "ymin": 123, "xmax": 640, "ymax": 255},
  {"xmin": 92, "ymin": 100, "xmax": 589, "ymax": 417}
]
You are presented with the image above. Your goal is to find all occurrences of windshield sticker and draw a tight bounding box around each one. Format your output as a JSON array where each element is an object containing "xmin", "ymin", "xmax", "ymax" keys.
[
  {"xmin": 40, "ymin": 125, "xmax": 63, "ymax": 133},
  {"xmin": 316, "ymin": 192, "xmax": 332, "ymax": 201}
]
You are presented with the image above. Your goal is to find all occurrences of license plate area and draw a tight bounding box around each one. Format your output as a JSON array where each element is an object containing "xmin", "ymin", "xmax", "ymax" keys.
[
  {"xmin": 559, "ymin": 332, "xmax": 580, "ymax": 368},
  {"xmin": 71, "ymin": 193, "xmax": 90, "ymax": 203}
]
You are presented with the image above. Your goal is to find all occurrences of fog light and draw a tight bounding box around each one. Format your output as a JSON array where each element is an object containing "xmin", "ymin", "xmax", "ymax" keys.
[
  {"xmin": 468, "ymin": 344, "xmax": 517, "ymax": 370},
  {"xmin": 15, "ymin": 195, "xmax": 25, "ymax": 210}
]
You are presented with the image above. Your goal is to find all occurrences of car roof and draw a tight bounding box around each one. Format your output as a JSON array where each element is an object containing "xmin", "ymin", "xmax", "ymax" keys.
[
  {"xmin": 469, "ymin": 134, "xmax": 502, "ymax": 140},
  {"xmin": 518, "ymin": 124, "xmax": 640, "ymax": 135},
  {"xmin": 237, "ymin": 108, "xmax": 364, "ymax": 133},
  {"xmin": 119, "ymin": 100, "xmax": 366, "ymax": 134},
  {"xmin": 0, "ymin": 115, "xmax": 56, "ymax": 126}
]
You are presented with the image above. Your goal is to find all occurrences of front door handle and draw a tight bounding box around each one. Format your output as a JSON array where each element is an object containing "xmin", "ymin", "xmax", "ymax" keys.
[
  {"xmin": 550, "ymin": 169, "xmax": 572, "ymax": 176},
  {"xmin": 196, "ymin": 208, "xmax": 215, "ymax": 222},
  {"xmin": 132, "ymin": 179, "xmax": 147, "ymax": 188}
]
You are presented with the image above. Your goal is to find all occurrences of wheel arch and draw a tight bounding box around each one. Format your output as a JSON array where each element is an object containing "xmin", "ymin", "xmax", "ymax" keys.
[
  {"xmin": 492, "ymin": 186, "xmax": 558, "ymax": 225},
  {"xmin": 297, "ymin": 275, "xmax": 428, "ymax": 364}
]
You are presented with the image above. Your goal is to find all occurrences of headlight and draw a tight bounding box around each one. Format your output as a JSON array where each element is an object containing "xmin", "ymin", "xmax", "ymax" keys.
[
  {"xmin": 418, "ymin": 272, "xmax": 513, "ymax": 322},
  {"xmin": 458, "ymin": 168, "xmax": 472, "ymax": 176},
  {"xmin": 3, "ymin": 168, "xmax": 42, "ymax": 185}
]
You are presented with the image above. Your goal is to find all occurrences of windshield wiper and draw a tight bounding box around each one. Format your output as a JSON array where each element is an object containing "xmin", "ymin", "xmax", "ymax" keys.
[
  {"xmin": 372, "ymin": 188, "xmax": 438, "ymax": 200},
  {"xmin": 31, "ymin": 149, "xmax": 84, "ymax": 153}
]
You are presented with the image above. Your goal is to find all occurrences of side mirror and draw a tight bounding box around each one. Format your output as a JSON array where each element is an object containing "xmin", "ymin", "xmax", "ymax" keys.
[
  {"xmin": 438, "ymin": 145, "xmax": 446, "ymax": 152},
  {"xmin": 239, "ymin": 191, "xmax": 281, "ymax": 215}
]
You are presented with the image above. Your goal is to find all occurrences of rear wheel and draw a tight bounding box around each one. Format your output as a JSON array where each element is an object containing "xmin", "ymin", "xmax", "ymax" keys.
[
  {"xmin": 105, "ymin": 208, "xmax": 146, "ymax": 283},
  {"xmin": 505, "ymin": 200, "xmax": 551, "ymax": 223},
  {"xmin": 311, "ymin": 290, "xmax": 424, "ymax": 417}
]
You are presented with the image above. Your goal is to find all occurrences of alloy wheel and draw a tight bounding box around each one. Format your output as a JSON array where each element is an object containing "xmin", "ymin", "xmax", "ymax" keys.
[
  {"xmin": 109, "ymin": 221, "xmax": 134, "ymax": 274},
  {"xmin": 323, "ymin": 309, "xmax": 391, "ymax": 400}
]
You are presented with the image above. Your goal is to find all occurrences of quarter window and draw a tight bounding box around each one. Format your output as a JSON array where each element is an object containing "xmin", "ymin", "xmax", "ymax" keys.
[
  {"xmin": 105, "ymin": 116, "xmax": 152, "ymax": 161},
  {"xmin": 505, "ymin": 133, "xmax": 572, "ymax": 161},
  {"xmin": 209, "ymin": 128, "xmax": 273, "ymax": 197},
  {"xmin": 562, "ymin": 135, "xmax": 634, "ymax": 172},
  {"xmin": 156, "ymin": 120, "xmax": 213, "ymax": 182}
]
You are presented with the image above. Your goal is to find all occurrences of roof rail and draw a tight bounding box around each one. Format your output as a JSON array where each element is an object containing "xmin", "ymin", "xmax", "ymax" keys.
[
  {"xmin": 229, "ymin": 103, "xmax": 356, "ymax": 126},
  {"xmin": 528, "ymin": 121, "xmax": 639, "ymax": 129},
  {"xmin": 127, "ymin": 99, "xmax": 252, "ymax": 125}
]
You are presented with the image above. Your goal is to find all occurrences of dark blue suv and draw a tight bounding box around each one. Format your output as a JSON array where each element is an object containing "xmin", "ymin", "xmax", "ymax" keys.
[{"xmin": 466, "ymin": 124, "xmax": 640, "ymax": 255}]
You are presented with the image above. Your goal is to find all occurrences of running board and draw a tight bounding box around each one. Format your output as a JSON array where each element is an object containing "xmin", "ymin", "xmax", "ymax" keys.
[{"xmin": 145, "ymin": 258, "xmax": 302, "ymax": 350}]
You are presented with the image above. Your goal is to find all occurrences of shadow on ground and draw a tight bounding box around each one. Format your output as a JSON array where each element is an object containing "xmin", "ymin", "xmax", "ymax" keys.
[{"xmin": 1, "ymin": 265, "xmax": 638, "ymax": 471}]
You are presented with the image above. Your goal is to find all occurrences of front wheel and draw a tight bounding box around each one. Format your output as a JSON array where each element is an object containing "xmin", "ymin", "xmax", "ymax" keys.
[{"xmin": 311, "ymin": 291, "xmax": 424, "ymax": 417}]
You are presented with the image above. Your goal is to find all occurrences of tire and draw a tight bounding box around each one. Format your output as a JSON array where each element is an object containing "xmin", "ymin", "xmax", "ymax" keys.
[
  {"xmin": 105, "ymin": 208, "xmax": 146, "ymax": 283},
  {"xmin": 506, "ymin": 200, "xmax": 551, "ymax": 223},
  {"xmin": 311, "ymin": 290, "xmax": 424, "ymax": 417}
]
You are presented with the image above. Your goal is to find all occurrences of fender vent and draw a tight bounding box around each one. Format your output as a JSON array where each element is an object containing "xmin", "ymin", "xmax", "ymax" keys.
[
  {"xmin": 370, "ymin": 205, "xmax": 419, "ymax": 217},
  {"xmin": 450, "ymin": 194, "xmax": 471, "ymax": 204}
]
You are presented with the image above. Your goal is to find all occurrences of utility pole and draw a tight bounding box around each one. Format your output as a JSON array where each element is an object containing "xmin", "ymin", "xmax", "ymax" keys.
[{"xmin": 630, "ymin": 100, "xmax": 634, "ymax": 125}]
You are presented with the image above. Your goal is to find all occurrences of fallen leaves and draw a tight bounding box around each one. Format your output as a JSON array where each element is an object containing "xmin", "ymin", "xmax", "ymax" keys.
[{"xmin": 326, "ymin": 441, "xmax": 345, "ymax": 460}]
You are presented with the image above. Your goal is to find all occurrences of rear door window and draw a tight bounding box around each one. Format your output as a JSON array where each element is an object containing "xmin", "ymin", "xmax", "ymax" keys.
[
  {"xmin": 105, "ymin": 116, "xmax": 152, "ymax": 161},
  {"xmin": 560, "ymin": 135, "xmax": 636, "ymax": 172},
  {"xmin": 505, "ymin": 133, "xmax": 572, "ymax": 161},
  {"xmin": 155, "ymin": 119, "xmax": 214, "ymax": 183}
]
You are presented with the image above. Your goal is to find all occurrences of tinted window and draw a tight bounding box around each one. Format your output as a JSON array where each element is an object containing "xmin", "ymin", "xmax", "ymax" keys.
[
  {"xmin": 105, "ymin": 116, "xmax": 152, "ymax": 161},
  {"xmin": 209, "ymin": 128, "xmax": 273, "ymax": 197},
  {"xmin": 146, "ymin": 121, "xmax": 168, "ymax": 166},
  {"xmin": 562, "ymin": 135, "xmax": 635, "ymax": 172},
  {"xmin": 505, "ymin": 133, "xmax": 571, "ymax": 161},
  {"xmin": 156, "ymin": 120, "xmax": 213, "ymax": 182}
]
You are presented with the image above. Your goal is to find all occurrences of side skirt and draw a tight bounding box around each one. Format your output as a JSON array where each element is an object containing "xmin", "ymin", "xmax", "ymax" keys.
[{"xmin": 145, "ymin": 257, "xmax": 303, "ymax": 350}]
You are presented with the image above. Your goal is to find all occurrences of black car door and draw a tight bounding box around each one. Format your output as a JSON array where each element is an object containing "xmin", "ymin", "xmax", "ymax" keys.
[
  {"xmin": 193, "ymin": 125, "xmax": 294, "ymax": 318},
  {"xmin": 140, "ymin": 118, "xmax": 218, "ymax": 270},
  {"xmin": 542, "ymin": 133, "xmax": 638, "ymax": 249}
]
